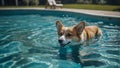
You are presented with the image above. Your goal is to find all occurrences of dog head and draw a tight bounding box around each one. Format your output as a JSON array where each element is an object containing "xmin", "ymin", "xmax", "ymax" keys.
[{"xmin": 56, "ymin": 20, "xmax": 85, "ymax": 47}]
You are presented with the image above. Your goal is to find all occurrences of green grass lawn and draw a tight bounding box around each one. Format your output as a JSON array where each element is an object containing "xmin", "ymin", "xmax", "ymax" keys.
[
  {"xmin": 64, "ymin": 4, "xmax": 120, "ymax": 11},
  {"xmin": 0, "ymin": 4, "xmax": 120, "ymax": 11}
]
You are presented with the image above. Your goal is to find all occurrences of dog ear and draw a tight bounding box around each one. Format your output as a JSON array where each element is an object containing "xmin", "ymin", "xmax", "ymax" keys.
[
  {"xmin": 74, "ymin": 22, "xmax": 85, "ymax": 34},
  {"xmin": 56, "ymin": 20, "xmax": 64, "ymax": 32}
]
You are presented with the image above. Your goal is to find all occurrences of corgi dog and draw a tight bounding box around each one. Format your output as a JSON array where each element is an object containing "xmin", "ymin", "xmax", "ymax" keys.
[{"xmin": 56, "ymin": 20, "xmax": 102, "ymax": 47}]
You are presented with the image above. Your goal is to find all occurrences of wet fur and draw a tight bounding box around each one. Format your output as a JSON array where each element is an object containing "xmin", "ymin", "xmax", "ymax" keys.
[{"xmin": 56, "ymin": 20, "xmax": 102, "ymax": 46}]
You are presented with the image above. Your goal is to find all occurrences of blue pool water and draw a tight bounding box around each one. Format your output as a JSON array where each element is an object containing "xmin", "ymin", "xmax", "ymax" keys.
[{"xmin": 0, "ymin": 10, "xmax": 120, "ymax": 68}]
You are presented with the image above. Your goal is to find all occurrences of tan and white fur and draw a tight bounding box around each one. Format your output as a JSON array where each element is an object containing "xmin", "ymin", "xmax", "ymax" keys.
[{"xmin": 56, "ymin": 20, "xmax": 102, "ymax": 47}]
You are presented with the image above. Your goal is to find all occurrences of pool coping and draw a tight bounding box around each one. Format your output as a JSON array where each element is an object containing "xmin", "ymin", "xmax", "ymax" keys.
[{"xmin": 0, "ymin": 8, "xmax": 120, "ymax": 18}]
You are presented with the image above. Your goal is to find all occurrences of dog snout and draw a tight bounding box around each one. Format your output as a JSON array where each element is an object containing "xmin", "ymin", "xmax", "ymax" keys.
[{"xmin": 58, "ymin": 39, "xmax": 63, "ymax": 43}]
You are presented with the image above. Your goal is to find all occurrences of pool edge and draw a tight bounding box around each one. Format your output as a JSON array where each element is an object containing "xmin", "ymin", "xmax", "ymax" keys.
[{"xmin": 0, "ymin": 8, "xmax": 120, "ymax": 19}]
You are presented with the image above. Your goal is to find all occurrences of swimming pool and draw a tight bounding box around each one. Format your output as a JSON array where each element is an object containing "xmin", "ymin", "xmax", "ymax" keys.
[{"xmin": 0, "ymin": 9, "xmax": 120, "ymax": 68}]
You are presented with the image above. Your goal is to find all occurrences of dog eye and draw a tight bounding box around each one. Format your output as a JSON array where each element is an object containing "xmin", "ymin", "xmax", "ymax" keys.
[{"xmin": 67, "ymin": 33, "xmax": 72, "ymax": 37}]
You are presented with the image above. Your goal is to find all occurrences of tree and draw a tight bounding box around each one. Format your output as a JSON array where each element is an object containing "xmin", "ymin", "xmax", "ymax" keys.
[
  {"xmin": 1, "ymin": 0, "xmax": 5, "ymax": 6},
  {"xmin": 61, "ymin": 0, "xmax": 77, "ymax": 4},
  {"xmin": 106, "ymin": 0, "xmax": 120, "ymax": 5},
  {"xmin": 15, "ymin": 0, "xmax": 18, "ymax": 6},
  {"xmin": 29, "ymin": 0, "xmax": 39, "ymax": 6},
  {"xmin": 23, "ymin": 0, "xmax": 29, "ymax": 6},
  {"xmin": 23, "ymin": 0, "xmax": 39, "ymax": 6}
]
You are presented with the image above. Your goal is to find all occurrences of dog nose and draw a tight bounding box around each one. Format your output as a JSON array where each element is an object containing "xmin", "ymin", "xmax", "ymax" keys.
[{"xmin": 58, "ymin": 39, "xmax": 63, "ymax": 43}]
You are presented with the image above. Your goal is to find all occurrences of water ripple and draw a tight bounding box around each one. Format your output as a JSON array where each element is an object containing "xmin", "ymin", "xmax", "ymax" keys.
[{"xmin": 0, "ymin": 14, "xmax": 119, "ymax": 68}]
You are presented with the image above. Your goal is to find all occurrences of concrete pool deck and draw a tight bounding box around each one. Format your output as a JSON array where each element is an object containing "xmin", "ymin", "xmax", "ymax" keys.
[
  {"xmin": 0, "ymin": 8, "xmax": 120, "ymax": 18},
  {"xmin": 58, "ymin": 8, "xmax": 120, "ymax": 18}
]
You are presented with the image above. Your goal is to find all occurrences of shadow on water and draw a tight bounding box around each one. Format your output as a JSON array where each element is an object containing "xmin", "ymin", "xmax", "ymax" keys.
[
  {"xmin": 82, "ymin": 60, "xmax": 105, "ymax": 67},
  {"xmin": 59, "ymin": 45, "xmax": 83, "ymax": 67},
  {"xmin": 58, "ymin": 44, "xmax": 105, "ymax": 68},
  {"xmin": 59, "ymin": 45, "xmax": 81, "ymax": 61}
]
